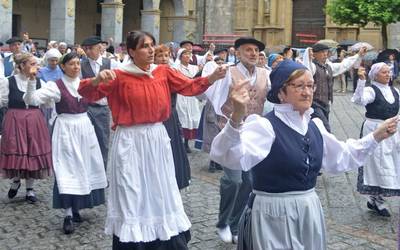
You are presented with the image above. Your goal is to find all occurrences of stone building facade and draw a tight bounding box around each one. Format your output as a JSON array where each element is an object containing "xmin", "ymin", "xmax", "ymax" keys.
[{"xmin": 0, "ymin": 0, "xmax": 397, "ymax": 49}]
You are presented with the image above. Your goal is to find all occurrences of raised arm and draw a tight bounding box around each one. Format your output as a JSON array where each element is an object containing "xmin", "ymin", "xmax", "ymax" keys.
[
  {"xmin": 329, "ymin": 47, "xmax": 367, "ymax": 77},
  {"xmin": 168, "ymin": 64, "xmax": 227, "ymax": 96},
  {"xmin": 0, "ymin": 77, "xmax": 9, "ymax": 108},
  {"xmin": 23, "ymin": 80, "xmax": 60, "ymax": 107},
  {"xmin": 351, "ymin": 67, "xmax": 375, "ymax": 106},
  {"xmin": 210, "ymin": 80, "xmax": 275, "ymax": 171},
  {"xmin": 78, "ymin": 69, "xmax": 116, "ymax": 102}
]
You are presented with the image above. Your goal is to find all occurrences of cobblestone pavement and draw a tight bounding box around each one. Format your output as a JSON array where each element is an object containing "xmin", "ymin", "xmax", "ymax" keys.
[{"xmin": 0, "ymin": 91, "xmax": 398, "ymax": 249}]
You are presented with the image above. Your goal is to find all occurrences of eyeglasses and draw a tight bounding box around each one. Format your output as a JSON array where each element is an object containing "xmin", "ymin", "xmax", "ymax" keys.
[{"xmin": 288, "ymin": 83, "xmax": 316, "ymax": 93}]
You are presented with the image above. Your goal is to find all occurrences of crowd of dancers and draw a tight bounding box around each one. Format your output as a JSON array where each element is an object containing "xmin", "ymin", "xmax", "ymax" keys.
[{"xmin": 0, "ymin": 30, "xmax": 399, "ymax": 249}]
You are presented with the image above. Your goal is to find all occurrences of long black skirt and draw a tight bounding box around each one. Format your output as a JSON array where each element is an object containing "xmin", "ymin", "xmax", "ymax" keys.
[
  {"xmin": 163, "ymin": 108, "xmax": 191, "ymax": 190},
  {"xmin": 52, "ymin": 180, "xmax": 105, "ymax": 210},
  {"xmin": 112, "ymin": 230, "xmax": 190, "ymax": 250}
]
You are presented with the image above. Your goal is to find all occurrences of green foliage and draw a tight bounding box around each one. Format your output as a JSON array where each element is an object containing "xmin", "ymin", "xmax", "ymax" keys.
[{"xmin": 326, "ymin": 0, "xmax": 400, "ymax": 27}]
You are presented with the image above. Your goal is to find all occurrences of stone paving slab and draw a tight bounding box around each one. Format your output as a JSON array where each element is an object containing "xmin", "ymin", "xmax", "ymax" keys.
[{"xmin": 0, "ymin": 92, "xmax": 398, "ymax": 250}]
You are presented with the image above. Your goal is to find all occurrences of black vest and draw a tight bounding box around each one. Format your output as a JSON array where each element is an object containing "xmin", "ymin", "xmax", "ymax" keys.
[
  {"xmin": 313, "ymin": 61, "xmax": 333, "ymax": 106},
  {"xmin": 365, "ymin": 84, "xmax": 399, "ymax": 120},
  {"xmin": 81, "ymin": 57, "xmax": 111, "ymax": 79},
  {"xmin": 251, "ymin": 111, "xmax": 323, "ymax": 193},
  {"xmin": 8, "ymin": 76, "xmax": 41, "ymax": 109}
]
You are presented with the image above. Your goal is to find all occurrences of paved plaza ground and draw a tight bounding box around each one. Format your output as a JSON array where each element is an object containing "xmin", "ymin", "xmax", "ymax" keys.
[{"xmin": 0, "ymin": 90, "xmax": 399, "ymax": 249}]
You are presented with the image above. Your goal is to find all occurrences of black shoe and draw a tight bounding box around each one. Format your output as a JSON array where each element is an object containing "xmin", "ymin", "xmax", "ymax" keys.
[
  {"xmin": 215, "ymin": 163, "xmax": 223, "ymax": 170},
  {"xmin": 8, "ymin": 181, "xmax": 21, "ymax": 199},
  {"xmin": 26, "ymin": 194, "xmax": 38, "ymax": 204},
  {"xmin": 367, "ymin": 201, "xmax": 391, "ymax": 217},
  {"xmin": 208, "ymin": 163, "xmax": 216, "ymax": 173},
  {"xmin": 185, "ymin": 146, "xmax": 192, "ymax": 154},
  {"xmin": 63, "ymin": 216, "xmax": 74, "ymax": 234},
  {"xmin": 72, "ymin": 212, "xmax": 83, "ymax": 223}
]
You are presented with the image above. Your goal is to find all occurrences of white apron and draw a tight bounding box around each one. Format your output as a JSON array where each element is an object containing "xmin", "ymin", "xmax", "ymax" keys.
[
  {"xmin": 105, "ymin": 123, "xmax": 191, "ymax": 243},
  {"xmin": 52, "ymin": 113, "xmax": 107, "ymax": 195},
  {"xmin": 362, "ymin": 118, "xmax": 400, "ymax": 189}
]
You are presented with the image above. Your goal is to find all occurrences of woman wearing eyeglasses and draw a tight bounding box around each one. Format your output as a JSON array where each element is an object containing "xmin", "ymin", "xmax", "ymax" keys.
[{"xmin": 210, "ymin": 60, "xmax": 398, "ymax": 250}]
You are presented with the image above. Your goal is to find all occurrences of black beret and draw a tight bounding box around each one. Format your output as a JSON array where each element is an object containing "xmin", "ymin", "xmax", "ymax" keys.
[
  {"xmin": 81, "ymin": 36, "xmax": 103, "ymax": 46},
  {"xmin": 234, "ymin": 37, "xmax": 265, "ymax": 51},
  {"xmin": 179, "ymin": 40, "xmax": 194, "ymax": 47},
  {"xmin": 312, "ymin": 43, "xmax": 330, "ymax": 52},
  {"xmin": 215, "ymin": 48, "xmax": 228, "ymax": 55},
  {"xmin": 6, "ymin": 37, "xmax": 23, "ymax": 44}
]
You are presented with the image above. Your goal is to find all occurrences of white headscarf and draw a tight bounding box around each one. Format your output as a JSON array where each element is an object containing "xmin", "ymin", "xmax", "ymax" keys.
[
  {"xmin": 368, "ymin": 62, "xmax": 387, "ymax": 81},
  {"xmin": 45, "ymin": 48, "xmax": 62, "ymax": 60},
  {"xmin": 174, "ymin": 48, "xmax": 191, "ymax": 66}
]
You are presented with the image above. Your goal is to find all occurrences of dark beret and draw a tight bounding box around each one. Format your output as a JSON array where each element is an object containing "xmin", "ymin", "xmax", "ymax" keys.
[
  {"xmin": 6, "ymin": 37, "xmax": 23, "ymax": 44},
  {"xmin": 214, "ymin": 47, "xmax": 228, "ymax": 55},
  {"xmin": 312, "ymin": 43, "xmax": 330, "ymax": 52},
  {"xmin": 81, "ymin": 36, "xmax": 103, "ymax": 46},
  {"xmin": 179, "ymin": 40, "xmax": 194, "ymax": 47},
  {"xmin": 267, "ymin": 59, "xmax": 308, "ymax": 104},
  {"xmin": 234, "ymin": 37, "xmax": 265, "ymax": 51}
]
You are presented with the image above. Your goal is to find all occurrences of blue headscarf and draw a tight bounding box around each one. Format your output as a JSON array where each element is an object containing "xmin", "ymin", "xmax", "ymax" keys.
[
  {"xmin": 267, "ymin": 53, "xmax": 280, "ymax": 67},
  {"xmin": 267, "ymin": 59, "xmax": 308, "ymax": 104}
]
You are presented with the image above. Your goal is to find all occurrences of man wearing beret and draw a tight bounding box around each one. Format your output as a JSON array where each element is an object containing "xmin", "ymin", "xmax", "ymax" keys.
[
  {"xmin": 205, "ymin": 37, "xmax": 271, "ymax": 244},
  {"xmin": 303, "ymin": 43, "xmax": 366, "ymax": 132},
  {"xmin": 180, "ymin": 40, "xmax": 214, "ymax": 66},
  {"xmin": 80, "ymin": 36, "xmax": 119, "ymax": 170}
]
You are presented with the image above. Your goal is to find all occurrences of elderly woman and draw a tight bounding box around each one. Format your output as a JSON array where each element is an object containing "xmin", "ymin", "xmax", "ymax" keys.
[
  {"xmin": 352, "ymin": 62, "xmax": 400, "ymax": 217},
  {"xmin": 154, "ymin": 44, "xmax": 191, "ymax": 190},
  {"xmin": 0, "ymin": 53, "xmax": 52, "ymax": 203},
  {"xmin": 23, "ymin": 52, "xmax": 107, "ymax": 234},
  {"xmin": 77, "ymin": 30, "xmax": 226, "ymax": 249},
  {"xmin": 175, "ymin": 48, "xmax": 202, "ymax": 153},
  {"xmin": 210, "ymin": 59, "xmax": 398, "ymax": 249}
]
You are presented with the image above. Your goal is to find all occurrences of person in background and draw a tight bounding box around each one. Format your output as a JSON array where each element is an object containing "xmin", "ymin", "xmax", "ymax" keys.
[
  {"xmin": 267, "ymin": 53, "xmax": 284, "ymax": 70},
  {"xmin": 154, "ymin": 44, "xmax": 191, "ymax": 190},
  {"xmin": 226, "ymin": 46, "xmax": 238, "ymax": 64},
  {"xmin": 352, "ymin": 63, "xmax": 400, "ymax": 217},
  {"xmin": 282, "ymin": 46, "xmax": 293, "ymax": 60}
]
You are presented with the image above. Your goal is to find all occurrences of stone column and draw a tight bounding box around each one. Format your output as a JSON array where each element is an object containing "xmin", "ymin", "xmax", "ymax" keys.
[
  {"xmin": 101, "ymin": 0, "xmax": 124, "ymax": 45},
  {"xmin": 141, "ymin": 9, "xmax": 161, "ymax": 43},
  {"xmin": 0, "ymin": 0, "xmax": 12, "ymax": 42},
  {"xmin": 204, "ymin": 0, "xmax": 234, "ymax": 34},
  {"xmin": 388, "ymin": 22, "xmax": 400, "ymax": 49},
  {"xmin": 49, "ymin": 0, "xmax": 75, "ymax": 44}
]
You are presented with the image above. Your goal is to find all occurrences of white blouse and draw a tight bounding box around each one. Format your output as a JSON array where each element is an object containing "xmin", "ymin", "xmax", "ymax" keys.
[
  {"xmin": 0, "ymin": 73, "xmax": 45, "ymax": 108},
  {"xmin": 351, "ymin": 79, "xmax": 400, "ymax": 106},
  {"xmin": 23, "ymin": 75, "xmax": 82, "ymax": 107},
  {"xmin": 210, "ymin": 104, "xmax": 378, "ymax": 174}
]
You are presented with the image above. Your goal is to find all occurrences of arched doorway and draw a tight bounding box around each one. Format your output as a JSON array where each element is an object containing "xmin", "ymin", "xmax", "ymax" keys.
[
  {"xmin": 159, "ymin": 0, "xmax": 175, "ymax": 43},
  {"xmin": 291, "ymin": 0, "xmax": 326, "ymax": 47}
]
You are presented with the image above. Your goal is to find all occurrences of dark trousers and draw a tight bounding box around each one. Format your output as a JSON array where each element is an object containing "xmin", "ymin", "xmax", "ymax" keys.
[
  {"xmin": 311, "ymin": 102, "xmax": 331, "ymax": 132},
  {"xmin": 87, "ymin": 105, "xmax": 111, "ymax": 169},
  {"xmin": 352, "ymin": 68, "xmax": 359, "ymax": 92},
  {"xmin": 217, "ymin": 167, "xmax": 252, "ymax": 235},
  {"xmin": 0, "ymin": 107, "xmax": 7, "ymax": 135}
]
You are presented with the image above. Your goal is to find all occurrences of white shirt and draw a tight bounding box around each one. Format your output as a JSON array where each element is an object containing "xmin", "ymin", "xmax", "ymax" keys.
[
  {"xmin": 302, "ymin": 52, "xmax": 362, "ymax": 77},
  {"xmin": 351, "ymin": 79, "xmax": 400, "ymax": 106},
  {"xmin": 205, "ymin": 62, "xmax": 271, "ymax": 117},
  {"xmin": 210, "ymin": 104, "xmax": 378, "ymax": 174},
  {"xmin": 0, "ymin": 73, "xmax": 46, "ymax": 108},
  {"xmin": 23, "ymin": 75, "xmax": 82, "ymax": 107}
]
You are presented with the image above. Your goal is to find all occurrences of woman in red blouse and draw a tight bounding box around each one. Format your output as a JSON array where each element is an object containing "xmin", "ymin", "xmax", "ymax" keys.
[{"xmin": 78, "ymin": 31, "xmax": 226, "ymax": 250}]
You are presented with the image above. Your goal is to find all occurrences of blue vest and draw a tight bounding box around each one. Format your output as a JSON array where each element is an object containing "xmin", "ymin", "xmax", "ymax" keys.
[
  {"xmin": 365, "ymin": 84, "xmax": 399, "ymax": 120},
  {"xmin": 251, "ymin": 111, "xmax": 323, "ymax": 193},
  {"xmin": 4, "ymin": 55, "xmax": 14, "ymax": 77}
]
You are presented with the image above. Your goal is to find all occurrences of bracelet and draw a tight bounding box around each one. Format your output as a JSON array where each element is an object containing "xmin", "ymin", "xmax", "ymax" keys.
[{"xmin": 229, "ymin": 117, "xmax": 244, "ymax": 128}]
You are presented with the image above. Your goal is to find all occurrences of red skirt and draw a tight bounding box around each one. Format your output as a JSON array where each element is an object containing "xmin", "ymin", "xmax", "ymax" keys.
[
  {"xmin": 0, "ymin": 108, "xmax": 52, "ymax": 179},
  {"xmin": 182, "ymin": 128, "xmax": 197, "ymax": 140}
]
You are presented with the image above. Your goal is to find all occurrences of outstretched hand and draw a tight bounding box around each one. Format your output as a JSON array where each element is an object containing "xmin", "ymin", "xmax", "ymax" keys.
[
  {"xmin": 357, "ymin": 67, "xmax": 366, "ymax": 81},
  {"xmin": 208, "ymin": 65, "xmax": 228, "ymax": 84},
  {"xmin": 91, "ymin": 69, "xmax": 116, "ymax": 86},
  {"xmin": 373, "ymin": 116, "xmax": 399, "ymax": 142}
]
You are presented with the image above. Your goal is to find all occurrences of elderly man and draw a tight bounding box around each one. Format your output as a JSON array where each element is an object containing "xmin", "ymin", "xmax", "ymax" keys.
[
  {"xmin": 205, "ymin": 37, "xmax": 271, "ymax": 244},
  {"xmin": 80, "ymin": 36, "xmax": 119, "ymax": 169},
  {"xmin": 303, "ymin": 43, "xmax": 366, "ymax": 132}
]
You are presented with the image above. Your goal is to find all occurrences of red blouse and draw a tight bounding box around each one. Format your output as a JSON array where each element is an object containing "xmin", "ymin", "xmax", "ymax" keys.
[{"xmin": 78, "ymin": 64, "xmax": 211, "ymax": 129}]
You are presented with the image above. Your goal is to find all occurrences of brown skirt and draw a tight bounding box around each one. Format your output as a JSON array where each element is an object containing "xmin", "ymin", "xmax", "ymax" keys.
[{"xmin": 0, "ymin": 108, "xmax": 52, "ymax": 179}]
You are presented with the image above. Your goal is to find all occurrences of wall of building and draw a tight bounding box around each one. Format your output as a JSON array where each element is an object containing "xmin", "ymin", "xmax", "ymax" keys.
[
  {"xmin": 122, "ymin": 0, "xmax": 141, "ymax": 42},
  {"xmin": 75, "ymin": 0, "xmax": 101, "ymax": 44}
]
